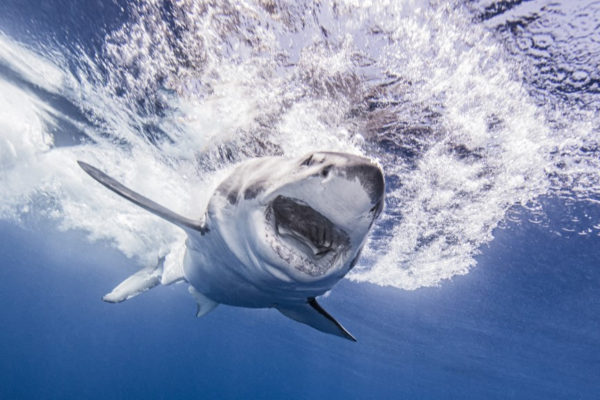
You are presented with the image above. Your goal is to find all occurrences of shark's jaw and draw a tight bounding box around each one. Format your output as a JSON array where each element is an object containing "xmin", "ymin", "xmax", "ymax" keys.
[{"xmin": 265, "ymin": 195, "xmax": 350, "ymax": 277}]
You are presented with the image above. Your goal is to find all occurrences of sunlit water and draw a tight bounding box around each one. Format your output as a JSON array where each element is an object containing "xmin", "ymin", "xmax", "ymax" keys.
[{"xmin": 1, "ymin": 1, "xmax": 599, "ymax": 398}]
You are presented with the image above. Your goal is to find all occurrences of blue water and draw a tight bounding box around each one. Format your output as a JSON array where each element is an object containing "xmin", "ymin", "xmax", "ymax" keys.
[
  {"xmin": 1, "ymin": 1, "xmax": 600, "ymax": 399},
  {"xmin": 1, "ymin": 200, "xmax": 598, "ymax": 399}
]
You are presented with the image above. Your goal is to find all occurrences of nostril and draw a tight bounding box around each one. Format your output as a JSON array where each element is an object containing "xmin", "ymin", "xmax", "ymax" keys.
[{"xmin": 301, "ymin": 155, "xmax": 314, "ymax": 166}]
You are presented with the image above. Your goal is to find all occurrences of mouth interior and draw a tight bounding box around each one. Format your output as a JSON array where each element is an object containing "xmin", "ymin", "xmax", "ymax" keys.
[{"xmin": 268, "ymin": 195, "xmax": 349, "ymax": 261}]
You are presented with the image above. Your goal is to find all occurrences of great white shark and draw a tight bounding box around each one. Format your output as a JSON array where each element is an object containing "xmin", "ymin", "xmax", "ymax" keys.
[{"xmin": 78, "ymin": 151, "xmax": 384, "ymax": 341}]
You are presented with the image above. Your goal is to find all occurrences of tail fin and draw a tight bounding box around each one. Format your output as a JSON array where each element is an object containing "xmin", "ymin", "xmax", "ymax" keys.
[{"xmin": 77, "ymin": 161, "xmax": 208, "ymax": 234}]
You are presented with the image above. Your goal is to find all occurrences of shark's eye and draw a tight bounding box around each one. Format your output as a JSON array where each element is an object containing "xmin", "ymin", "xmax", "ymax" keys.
[
  {"xmin": 301, "ymin": 155, "xmax": 314, "ymax": 166},
  {"xmin": 321, "ymin": 165, "xmax": 332, "ymax": 177}
]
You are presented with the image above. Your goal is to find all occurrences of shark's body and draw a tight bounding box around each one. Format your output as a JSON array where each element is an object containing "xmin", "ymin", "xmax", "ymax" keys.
[{"xmin": 78, "ymin": 152, "xmax": 384, "ymax": 341}]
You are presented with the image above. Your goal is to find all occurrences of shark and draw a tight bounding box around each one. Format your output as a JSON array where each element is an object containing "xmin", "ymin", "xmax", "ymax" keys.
[{"xmin": 78, "ymin": 151, "xmax": 384, "ymax": 341}]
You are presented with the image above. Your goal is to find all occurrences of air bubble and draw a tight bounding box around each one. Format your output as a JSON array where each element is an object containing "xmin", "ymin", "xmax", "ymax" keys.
[
  {"xmin": 571, "ymin": 69, "xmax": 590, "ymax": 82},
  {"xmin": 516, "ymin": 36, "xmax": 533, "ymax": 51},
  {"xmin": 569, "ymin": 11, "xmax": 600, "ymax": 38},
  {"xmin": 532, "ymin": 33, "xmax": 554, "ymax": 50}
]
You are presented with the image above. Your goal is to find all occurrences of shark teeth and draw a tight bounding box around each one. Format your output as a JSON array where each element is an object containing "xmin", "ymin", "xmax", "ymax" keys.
[{"xmin": 264, "ymin": 196, "xmax": 349, "ymax": 277}]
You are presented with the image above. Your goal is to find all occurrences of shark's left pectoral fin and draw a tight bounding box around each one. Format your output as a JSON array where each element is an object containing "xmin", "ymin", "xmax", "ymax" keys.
[
  {"xmin": 276, "ymin": 298, "xmax": 356, "ymax": 342},
  {"xmin": 77, "ymin": 161, "xmax": 208, "ymax": 234}
]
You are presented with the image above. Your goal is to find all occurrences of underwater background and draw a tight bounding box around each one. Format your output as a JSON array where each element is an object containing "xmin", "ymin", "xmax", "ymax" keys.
[{"xmin": 0, "ymin": 0, "xmax": 599, "ymax": 398}]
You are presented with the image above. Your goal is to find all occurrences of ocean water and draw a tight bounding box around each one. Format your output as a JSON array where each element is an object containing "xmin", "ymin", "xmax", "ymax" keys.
[{"xmin": 0, "ymin": 1, "xmax": 599, "ymax": 399}]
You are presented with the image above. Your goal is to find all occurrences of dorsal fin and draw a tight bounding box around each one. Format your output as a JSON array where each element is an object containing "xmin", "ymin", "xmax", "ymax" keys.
[
  {"xmin": 78, "ymin": 161, "xmax": 208, "ymax": 234},
  {"xmin": 276, "ymin": 297, "xmax": 356, "ymax": 341}
]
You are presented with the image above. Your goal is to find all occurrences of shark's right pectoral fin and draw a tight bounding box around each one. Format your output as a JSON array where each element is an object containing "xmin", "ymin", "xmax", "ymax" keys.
[{"xmin": 276, "ymin": 298, "xmax": 356, "ymax": 342}]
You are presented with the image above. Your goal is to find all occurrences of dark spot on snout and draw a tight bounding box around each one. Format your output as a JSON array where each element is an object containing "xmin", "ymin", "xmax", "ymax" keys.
[
  {"xmin": 244, "ymin": 182, "xmax": 265, "ymax": 200},
  {"xmin": 226, "ymin": 191, "xmax": 238, "ymax": 205},
  {"xmin": 345, "ymin": 164, "xmax": 385, "ymax": 203},
  {"xmin": 217, "ymin": 183, "xmax": 239, "ymax": 205}
]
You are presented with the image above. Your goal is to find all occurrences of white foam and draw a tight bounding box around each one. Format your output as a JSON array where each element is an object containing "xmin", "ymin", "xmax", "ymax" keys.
[
  {"xmin": 0, "ymin": 1, "xmax": 598, "ymax": 290},
  {"xmin": 0, "ymin": 33, "xmax": 65, "ymax": 93}
]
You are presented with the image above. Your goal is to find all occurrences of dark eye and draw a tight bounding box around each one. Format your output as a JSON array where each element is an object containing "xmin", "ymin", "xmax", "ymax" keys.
[
  {"xmin": 370, "ymin": 200, "xmax": 383, "ymax": 216},
  {"xmin": 301, "ymin": 155, "xmax": 314, "ymax": 166},
  {"xmin": 321, "ymin": 165, "xmax": 332, "ymax": 177}
]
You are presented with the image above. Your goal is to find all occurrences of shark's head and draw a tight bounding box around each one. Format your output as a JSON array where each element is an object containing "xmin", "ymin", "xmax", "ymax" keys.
[
  {"xmin": 262, "ymin": 152, "xmax": 384, "ymax": 278},
  {"xmin": 211, "ymin": 151, "xmax": 384, "ymax": 286}
]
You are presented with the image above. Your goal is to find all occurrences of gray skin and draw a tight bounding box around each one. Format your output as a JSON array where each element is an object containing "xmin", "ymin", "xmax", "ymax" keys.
[{"xmin": 78, "ymin": 151, "xmax": 384, "ymax": 341}]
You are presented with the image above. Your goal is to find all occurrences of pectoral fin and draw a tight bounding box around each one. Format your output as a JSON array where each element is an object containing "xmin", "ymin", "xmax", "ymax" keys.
[
  {"xmin": 103, "ymin": 262, "xmax": 163, "ymax": 303},
  {"xmin": 77, "ymin": 161, "xmax": 208, "ymax": 234},
  {"xmin": 276, "ymin": 298, "xmax": 356, "ymax": 342}
]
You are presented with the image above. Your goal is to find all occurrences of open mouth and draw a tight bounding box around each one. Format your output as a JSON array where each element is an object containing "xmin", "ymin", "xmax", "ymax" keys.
[{"xmin": 265, "ymin": 195, "xmax": 349, "ymax": 276}]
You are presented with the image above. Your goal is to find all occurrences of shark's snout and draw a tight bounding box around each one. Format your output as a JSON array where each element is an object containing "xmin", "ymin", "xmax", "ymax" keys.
[
  {"xmin": 308, "ymin": 152, "xmax": 385, "ymax": 204},
  {"xmin": 344, "ymin": 162, "xmax": 385, "ymax": 205}
]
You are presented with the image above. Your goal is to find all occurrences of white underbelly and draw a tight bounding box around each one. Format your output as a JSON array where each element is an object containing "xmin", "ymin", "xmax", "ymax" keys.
[{"xmin": 182, "ymin": 234, "xmax": 332, "ymax": 308}]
